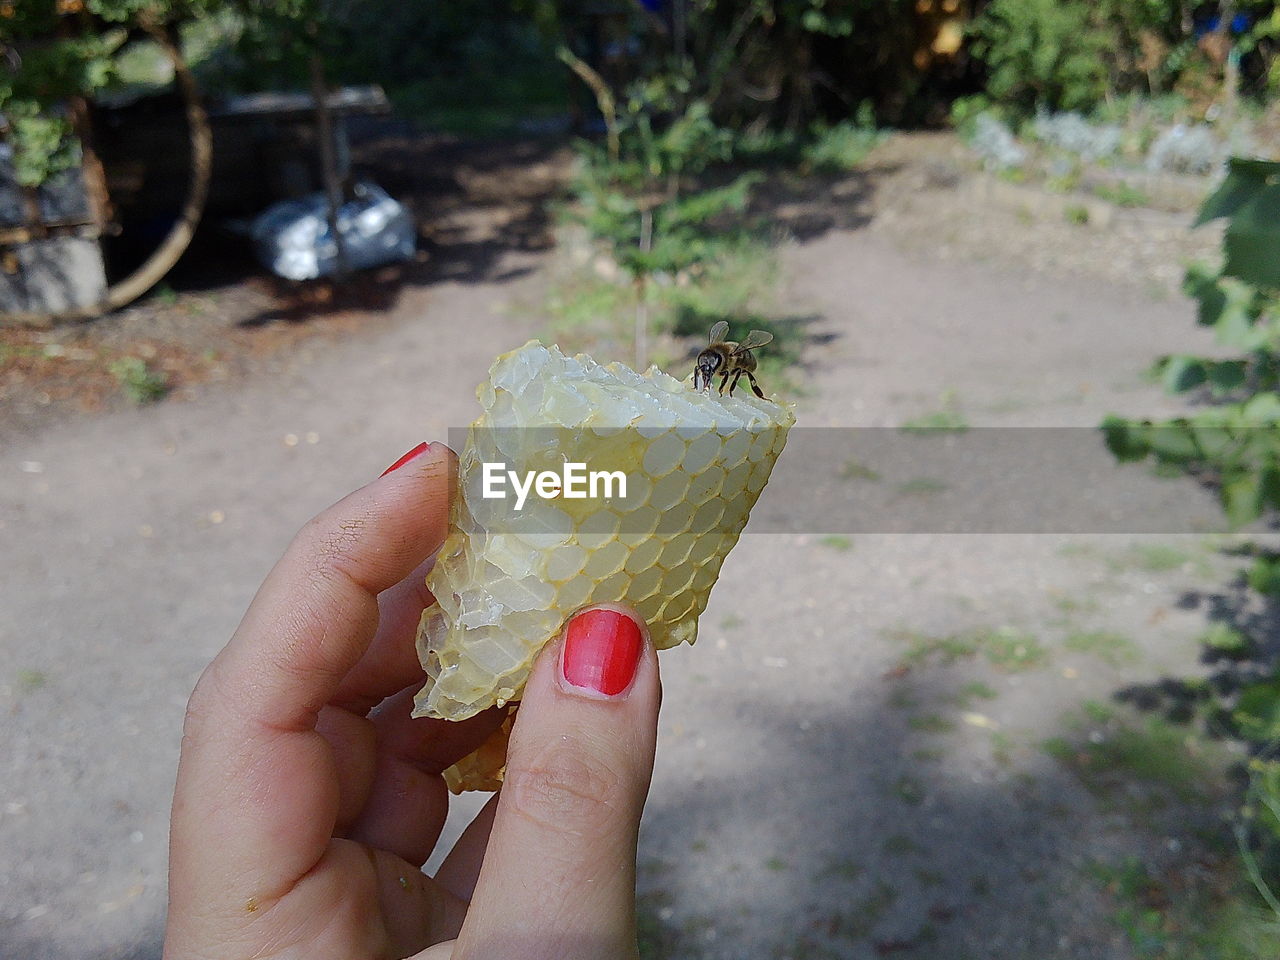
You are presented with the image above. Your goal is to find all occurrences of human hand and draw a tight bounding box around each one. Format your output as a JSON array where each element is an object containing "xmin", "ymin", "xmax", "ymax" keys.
[{"xmin": 165, "ymin": 442, "xmax": 662, "ymax": 959}]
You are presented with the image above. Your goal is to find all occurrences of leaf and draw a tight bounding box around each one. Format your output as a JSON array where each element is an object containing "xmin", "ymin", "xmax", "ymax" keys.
[
  {"xmin": 1191, "ymin": 422, "xmax": 1237, "ymax": 460},
  {"xmin": 1159, "ymin": 355, "xmax": 1207, "ymax": 393},
  {"xmin": 1100, "ymin": 416, "xmax": 1151, "ymax": 463},
  {"xmin": 1213, "ymin": 285, "xmax": 1269, "ymax": 350},
  {"xmin": 1222, "ymin": 183, "xmax": 1280, "ymax": 290},
  {"xmin": 1234, "ymin": 676, "xmax": 1280, "ymax": 741},
  {"xmin": 1241, "ymin": 393, "xmax": 1280, "ymax": 423},
  {"xmin": 1193, "ymin": 157, "xmax": 1280, "ymax": 227},
  {"xmin": 1147, "ymin": 422, "xmax": 1200, "ymax": 463},
  {"xmin": 1205, "ymin": 360, "xmax": 1248, "ymax": 395},
  {"xmin": 1223, "ymin": 472, "xmax": 1264, "ymax": 527}
]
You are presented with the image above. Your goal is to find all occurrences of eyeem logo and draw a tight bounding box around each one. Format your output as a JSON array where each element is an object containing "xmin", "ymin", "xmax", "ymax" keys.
[{"xmin": 482, "ymin": 462, "xmax": 628, "ymax": 510}]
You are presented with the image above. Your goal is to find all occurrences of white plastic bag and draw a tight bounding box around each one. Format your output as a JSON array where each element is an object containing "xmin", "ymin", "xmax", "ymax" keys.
[{"xmin": 251, "ymin": 180, "xmax": 416, "ymax": 280}]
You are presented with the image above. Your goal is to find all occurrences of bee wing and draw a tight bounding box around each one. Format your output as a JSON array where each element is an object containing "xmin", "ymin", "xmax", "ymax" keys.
[
  {"xmin": 708, "ymin": 320, "xmax": 730, "ymax": 344},
  {"xmin": 733, "ymin": 330, "xmax": 774, "ymax": 353}
]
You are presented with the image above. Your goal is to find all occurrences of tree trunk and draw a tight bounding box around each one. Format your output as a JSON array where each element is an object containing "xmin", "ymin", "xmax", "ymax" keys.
[{"xmin": 310, "ymin": 49, "xmax": 349, "ymax": 279}]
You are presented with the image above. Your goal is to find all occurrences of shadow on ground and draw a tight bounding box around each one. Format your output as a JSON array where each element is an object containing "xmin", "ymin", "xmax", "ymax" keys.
[
  {"xmin": 635, "ymin": 663, "xmax": 1135, "ymax": 959},
  {"xmin": 148, "ymin": 132, "xmax": 889, "ymax": 331}
]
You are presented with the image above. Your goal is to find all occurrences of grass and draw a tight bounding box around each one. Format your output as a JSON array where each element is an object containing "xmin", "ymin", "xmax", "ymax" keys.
[
  {"xmin": 1065, "ymin": 204, "xmax": 1091, "ymax": 225},
  {"xmin": 817, "ymin": 535, "xmax": 854, "ymax": 551},
  {"xmin": 1052, "ymin": 593, "xmax": 1100, "ymax": 616},
  {"xmin": 386, "ymin": 69, "xmax": 570, "ymax": 138},
  {"xmin": 839, "ymin": 880, "xmax": 898, "ymax": 940},
  {"xmin": 1090, "ymin": 856, "xmax": 1280, "ymax": 960},
  {"xmin": 895, "ymin": 477, "xmax": 948, "ymax": 496},
  {"xmin": 16, "ymin": 669, "xmax": 47, "ymax": 692},
  {"xmin": 1094, "ymin": 182, "xmax": 1152, "ymax": 208},
  {"xmin": 1043, "ymin": 709, "xmax": 1224, "ymax": 805},
  {"xmin": 915, "ymin": 867, "xmax": 945, "ymax": 888},
  {"xmin": 991, "ymin": 731, "xmax": 1015, "ymax": 767},
  {"xmin": 820, "ymin": 858, "xmax": 865, "ymax": 882},
  {"xmin": 956, "ymin": 680, "xmax": 998, "ymax": 705},
  {"xmin": 1201, "ymin": 623, "xmax": 1253, "ymax": 657},
  {"xmin": 887, "ymin": 686, "xmax": 918, "ymax": 710},
  {"xmin": 801, "ymin": 121, "xmax": 885, "ymax": 173},
  {"xmin": 1127, "ymin": 543, "xmax": 1195, "ymax": 572},
  {"xmin": 978, "ymin": 627, "xmax": 1050, "ymax": 671},
  {"xmin": 900, "ymin": 409, "xmax": 969, "ymax": 433},
  {"xmin": 894, "ymin": 775, "xmax": 927, "ymax": 806},
  {"xmin": 839, "ymin": 459, "xmax": 882, "ymax": 482},
  {"xmin": 908, "ymin": 713, "xmax": 956, "ymax": 734},
  {"xmin": 108, "ymin": 357, "xmax": 169, "ymax": 404},
  {"xmin": 882, "ymin": 834, "xmax": 920, "ymax": 855},
  {"xmin": 1064, "ymin": 630, "xmax": 1142, "ymax": 666},
  {"xmin": 888, "ymin": 625, "xmax": 1048, "ymax": 672}
]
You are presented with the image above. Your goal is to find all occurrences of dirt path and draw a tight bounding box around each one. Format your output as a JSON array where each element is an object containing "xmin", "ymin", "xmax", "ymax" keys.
[{"xmin": 0, "ymin": 137, "xmax": 1251, "ymax": 960}]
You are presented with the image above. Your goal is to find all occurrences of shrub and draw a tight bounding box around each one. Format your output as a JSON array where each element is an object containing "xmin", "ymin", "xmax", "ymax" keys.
[{"xmin": 972, "ymin": 0, "xmax": 1112, "ymax": 114}]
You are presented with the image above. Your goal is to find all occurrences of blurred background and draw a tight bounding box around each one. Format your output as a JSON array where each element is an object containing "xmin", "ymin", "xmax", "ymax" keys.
[{"xmin": 3, "ymin": 1, "xmax": 1280, "ymax": 958}]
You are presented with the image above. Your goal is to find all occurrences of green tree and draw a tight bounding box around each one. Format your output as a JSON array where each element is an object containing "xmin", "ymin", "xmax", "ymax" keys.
[
  {"xmin": 971, "ymin": 0, "xmax": 1112, "ymax": 113},
  {"xmin": 1103, "ymin": 158, "xmax": 1280, "ymax": 894}
]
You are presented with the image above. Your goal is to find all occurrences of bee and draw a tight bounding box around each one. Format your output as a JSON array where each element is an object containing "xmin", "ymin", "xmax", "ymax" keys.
[{"xmin": 692, "ymin": 320, "xmax": 774, "ymax": 399}]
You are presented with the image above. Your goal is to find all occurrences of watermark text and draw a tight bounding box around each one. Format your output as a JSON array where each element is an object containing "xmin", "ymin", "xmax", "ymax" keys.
[{"xmin": 482, "ymin": 461, "xmax": 627, "ymax": 510}]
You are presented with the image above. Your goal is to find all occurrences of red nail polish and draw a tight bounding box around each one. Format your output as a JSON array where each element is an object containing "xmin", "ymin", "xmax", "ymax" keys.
[
  {"xmin": 561, "ymin": 608, "xmax": 644, "ymax": 697},
  {"xmin": 380, "ymin": 442, "xmax": 429, "ymax": 477}
]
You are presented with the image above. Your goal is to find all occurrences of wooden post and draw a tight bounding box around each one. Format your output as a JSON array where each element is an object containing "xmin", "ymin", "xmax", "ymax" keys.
[
  {"xmin": 309, "ymin": 50, "xmax": 349, "ymax": 280},
  {"xmin": 68, "ymin": 95, "xmax": 113, "ymax": 234}
]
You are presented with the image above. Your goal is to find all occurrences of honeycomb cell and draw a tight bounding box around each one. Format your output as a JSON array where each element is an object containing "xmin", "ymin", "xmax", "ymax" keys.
[
  {"xmin": 662, "ymin": 562, "xmax": 698, "ymax": 595},
  {"xmin": 642, "ymin": 430, "xmax": 687, "ymax": 477},
  {"xmin": 688, "ymin": 531, "xmax": 723, "ymax": 566},
  {"xmin": 720, "ymin": 429, "xmax": 751, "ymax": 467},
  {"xmin": 693, "ymin": 498, "xmax": 726, "ymax": 533},
  {"xmin": 660, "ymin": 501, "xmax": 695, "ymax": 534},
  {"xmin": 623, "ymin": 536, "xmax": 664, "ymax": 574},
  {"xmin": 692, "ymin": 558, "xmax": 722, "ymax": 591},
  {"xmin": 628, "ymin": 564, "xmax": 666, "ymax": 603},
  {"xmin": 723, "ymin": 461, "xmax": 753, "ymax": 496},
  {"xmin": 635, "ymin": 591, "xmax": 665, "ymax": 624},
  {"xmin": 555, "ymin": 574, "xmax": 596, "ymax": 613},
  {"xmin": 748, "ymin": 432, "xmax": 774, "ymax": 462},
  {"xmin": 621, "ymin": 504, "xmax": 661, "ymax": 536},
  {"xmin": 658, "ymin": 536, "xmax": 695, "ymax": 569},
  {"xmin": 658, "ymin": 591, "xmax": 697, "ymax": 622},
  {"xmin": 682, "ymin": 431, "xmax": 723, "ymax": 474},
  {"xmin": 746, "ymin": 460, "xmax": 772, "ymax": 494},
  {"xmin": 543, "ymin": 543, "xmax": 588, "ymax": 582},
  {"xmin": 580, "ymin": 508, "xmax": 623, "ymax": 539},
  {"xmin": 650, "ymin": 471, "xmax": 690, "ymax": 511},
  {"xmin": 583, "ymin": 538, "xmax": 629, "ymax": 579},
  {"xmin": 594, "ymin": 570, "xmax": 632, "ymax": 603},
  {"xmin": 687, "ymin": 466, "xmax": 726, "ymax": 504}
]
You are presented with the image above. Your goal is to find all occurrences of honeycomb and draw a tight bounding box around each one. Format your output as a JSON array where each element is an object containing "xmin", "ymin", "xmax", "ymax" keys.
[{"xmin": 411, "ymin": 340, "xmax": 794, "ymax": 790}]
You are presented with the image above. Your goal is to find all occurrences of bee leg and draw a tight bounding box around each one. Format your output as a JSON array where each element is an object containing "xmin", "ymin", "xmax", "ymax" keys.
[
  {"xmin": 717, "ymin": 372, "xmax": 729, "ymax": 395},
  {"xmin": 728, "ymin": 369, "xmax": 744, "ymax": 396},
  {"xmin": 747, "ymin": 371, "xmax": 766, "ymax": 399}
]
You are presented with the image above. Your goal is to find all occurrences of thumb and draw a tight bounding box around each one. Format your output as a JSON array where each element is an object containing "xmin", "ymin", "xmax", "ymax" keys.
[{"xmin": 450, "ymin": 604, "xmax": 660, "ymax": 960}]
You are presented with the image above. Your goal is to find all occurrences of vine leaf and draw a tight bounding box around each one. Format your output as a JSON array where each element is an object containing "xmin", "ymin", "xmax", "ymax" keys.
[{"xmin": 1194, "ymin": 157, "xmax": 1280, "ymax": 227}]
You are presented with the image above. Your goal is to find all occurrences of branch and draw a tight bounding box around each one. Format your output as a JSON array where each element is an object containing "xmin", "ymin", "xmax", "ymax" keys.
[{"xmin": 557, "ymin": 45, "xmax": 620, "ymax": 165}]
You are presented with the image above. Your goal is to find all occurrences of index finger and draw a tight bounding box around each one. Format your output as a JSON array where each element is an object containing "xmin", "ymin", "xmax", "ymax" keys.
[{"xmin": 170, "ymin": 442, "xmax": 452, "ymax": 900}]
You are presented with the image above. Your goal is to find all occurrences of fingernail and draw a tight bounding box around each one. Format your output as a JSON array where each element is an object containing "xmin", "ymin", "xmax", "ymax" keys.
[
  {"xmin": 380, "ymin": 442, "xmax": 429, "ymax": 477},
  {"xmin": 561, "ymin": 607, "xmax": 644, "ymax": 698}
]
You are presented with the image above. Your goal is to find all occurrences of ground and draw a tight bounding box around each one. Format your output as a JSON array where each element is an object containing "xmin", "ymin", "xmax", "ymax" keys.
[{"xmin": 1, "ymin": 130, "xmax": 1271, "ymax": 959}]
